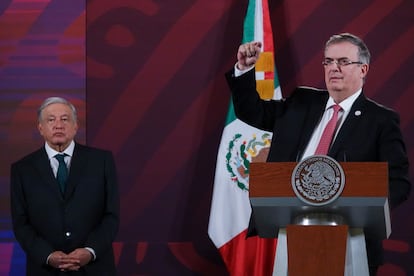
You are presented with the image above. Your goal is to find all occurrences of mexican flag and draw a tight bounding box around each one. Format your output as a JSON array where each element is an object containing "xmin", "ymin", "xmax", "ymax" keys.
[{"xmin": 208, "ymin": 0, "xmax": 282, "ymax": 275}]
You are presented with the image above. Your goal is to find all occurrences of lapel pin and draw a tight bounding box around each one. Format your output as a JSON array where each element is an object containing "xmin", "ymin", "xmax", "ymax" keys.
[{"xmin": 355, "ymin": 110, "xmax": 361, "ymax": 116}]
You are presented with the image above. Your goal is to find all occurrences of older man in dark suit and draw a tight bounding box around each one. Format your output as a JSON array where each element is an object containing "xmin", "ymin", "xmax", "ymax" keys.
[
  {"xmin": 10, "ymin": 97, "xmax": 119, "ymax": 275},
  {"xmin": 226, "ymin": 33, "xmax": 410, "ymax": 275}
]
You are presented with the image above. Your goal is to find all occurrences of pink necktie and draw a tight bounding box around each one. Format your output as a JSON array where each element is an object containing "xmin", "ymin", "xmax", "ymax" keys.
[{"xmin": 315, "ymin": 104, "xmax": 342, "ymax": 155}]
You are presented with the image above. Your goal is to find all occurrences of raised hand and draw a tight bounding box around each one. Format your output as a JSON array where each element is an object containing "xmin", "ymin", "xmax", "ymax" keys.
[{"xmin": 237, "ymin": 41, "xmax": 262, "ymax": 70}]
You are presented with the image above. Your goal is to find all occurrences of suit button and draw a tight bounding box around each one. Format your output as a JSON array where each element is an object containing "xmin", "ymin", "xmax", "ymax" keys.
[{"xmin": 65, "ymin": 231, "xmax": 71, "ymax": 237}]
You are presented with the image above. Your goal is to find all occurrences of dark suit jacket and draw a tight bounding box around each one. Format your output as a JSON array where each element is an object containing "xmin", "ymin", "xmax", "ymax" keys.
[
  {"xmin": 10, "ymin": 143, "xmax": 119, "ymax": 275},
  {"xmin": 226, "ymin": 68, "xmax": 411, "ymax": 266}
]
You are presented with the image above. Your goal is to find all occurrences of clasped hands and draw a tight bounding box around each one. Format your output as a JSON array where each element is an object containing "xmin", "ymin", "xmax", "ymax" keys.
[
  {"xmin": 237, "ymin": 41, "xmax": 262, "ymax": 70},
  {"xmin": 48, "ymin": 248, "xmax": 92, "ymax": 272}
]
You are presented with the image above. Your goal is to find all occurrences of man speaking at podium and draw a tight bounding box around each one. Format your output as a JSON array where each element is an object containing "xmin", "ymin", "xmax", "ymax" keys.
[{"xmin": 225, "ymin": 33, "xmax": 410, "ymax": 275}]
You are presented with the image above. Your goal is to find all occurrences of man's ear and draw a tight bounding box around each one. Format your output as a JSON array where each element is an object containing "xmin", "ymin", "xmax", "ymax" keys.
[
  {"xmin": 361, "ymin": 63, "xmax": 369, "ymax": 78},
  {"xmin": 37, "ymin": 122, "xmax": 43, "ymax": 135}
]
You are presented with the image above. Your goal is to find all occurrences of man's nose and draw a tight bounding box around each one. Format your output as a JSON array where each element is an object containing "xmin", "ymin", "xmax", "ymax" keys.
[
  {"xmin": 330, "ymin": 63, "xmax": 341, "ymax": 71},
  {"xmin": 54, "ymin": 120, "xmax": 65, "ymax": 128}
]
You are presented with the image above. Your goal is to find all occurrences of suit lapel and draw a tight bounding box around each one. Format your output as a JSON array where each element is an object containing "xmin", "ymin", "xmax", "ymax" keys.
[
  {"xmin": 64, "ymin": 143, "xmax": 87, "ymax": 199},
  {"xmin": 297, "ymin": 94, "xmax": 328, "ymax": 156},
  {"xmin": 33, "ymin": 148, "xmax": 64, "ymax": 199},
  {"xmin": 329, "ymin": 93, "xmax": 366, "ymax": 157}
]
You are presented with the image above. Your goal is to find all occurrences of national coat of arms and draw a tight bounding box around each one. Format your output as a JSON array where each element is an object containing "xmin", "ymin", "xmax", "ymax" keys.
[
  {"xmin": 291, "ymin": 155, "xmax": 345, "ymax": 206},
  {"xmin": 226, "ymin": 133, "xmax": 271, "ymax": 191}
]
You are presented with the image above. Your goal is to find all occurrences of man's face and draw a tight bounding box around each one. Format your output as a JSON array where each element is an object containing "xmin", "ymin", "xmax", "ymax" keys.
[
  {"xmin": 38, "ymin": 103, "xmax": 78, "ymax": 152},
  {"xmin": 324, "ymin": 41, "xmax": 369, "ymax": 101}
]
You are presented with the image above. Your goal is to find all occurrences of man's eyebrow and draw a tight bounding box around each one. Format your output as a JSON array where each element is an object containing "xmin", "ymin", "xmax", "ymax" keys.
[{"xmin": 324, "ymin": 57, "xmax": 349, "ymax": 59}]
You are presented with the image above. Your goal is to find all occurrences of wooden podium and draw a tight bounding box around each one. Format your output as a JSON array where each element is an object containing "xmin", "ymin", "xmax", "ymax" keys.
[{"xmin": 249, "ymin": 162, "xmax": 391, "ymax": 276}]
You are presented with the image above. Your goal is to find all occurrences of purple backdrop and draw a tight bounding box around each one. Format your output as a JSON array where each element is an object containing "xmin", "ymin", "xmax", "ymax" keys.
[{"xmin": 1, "ymin": 0, "xmax": 413, "ymax": 275}]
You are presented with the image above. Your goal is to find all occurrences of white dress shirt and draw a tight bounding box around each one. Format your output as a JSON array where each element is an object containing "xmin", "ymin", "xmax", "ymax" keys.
[
  {"xmin": 301, "ymin": 90, "xmax": 361, "ymax": 160},
  {"xmin": 45, "ymin": 140, "xmax": 75, "ymax": 177}
]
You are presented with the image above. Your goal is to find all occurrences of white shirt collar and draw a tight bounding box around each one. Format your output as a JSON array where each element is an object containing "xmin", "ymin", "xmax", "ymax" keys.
[
  {"xmin": 45, "ymin": 140, "xmax": 75, "ymax": 159},
  {"xmin": 325, "ymin": 89, "xmax": 362, "ymax": 113}
]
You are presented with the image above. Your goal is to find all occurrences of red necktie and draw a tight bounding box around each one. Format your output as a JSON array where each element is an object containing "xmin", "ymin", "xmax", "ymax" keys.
[{"xmin": 314, "ymin": 104, "xmax": 342, "ymax": 155}]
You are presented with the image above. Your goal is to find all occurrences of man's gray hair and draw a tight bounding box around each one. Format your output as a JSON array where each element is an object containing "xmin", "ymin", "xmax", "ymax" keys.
[
  {"xmin": 325, "ymin": 33, "xmax": 371, "ymax": 65},
  {"xmin": 38, "ymin": 97, "xmax": 77, "ymax": 122}
]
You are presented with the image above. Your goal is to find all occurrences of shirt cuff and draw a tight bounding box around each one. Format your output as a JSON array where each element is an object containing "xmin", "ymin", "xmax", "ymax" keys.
[
  {"xmin": 46, "ymin": 253, "xmax": 52, "ymax": 264},
  {"xmin": 85, "ymin": 247, "xmax": 96, "ymax": 261},
  {"xmin": 234, "ymin": 63, "xmax": 255, "ymax": 77}
]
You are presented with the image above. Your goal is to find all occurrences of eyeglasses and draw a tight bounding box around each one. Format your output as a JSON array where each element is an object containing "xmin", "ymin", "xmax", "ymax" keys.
[{"xmin": 322, "ymin": 58, "xmax": 363, "ymax": 67}]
